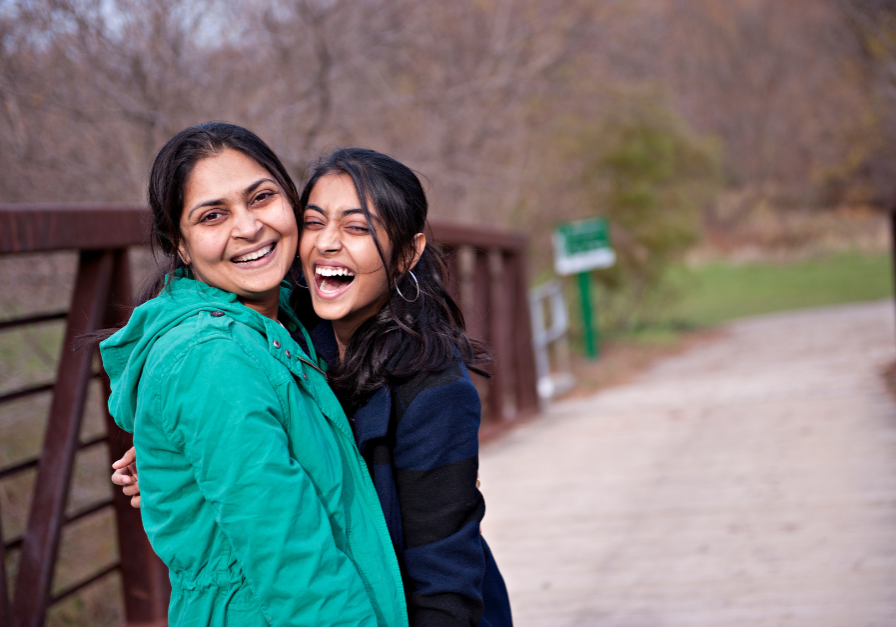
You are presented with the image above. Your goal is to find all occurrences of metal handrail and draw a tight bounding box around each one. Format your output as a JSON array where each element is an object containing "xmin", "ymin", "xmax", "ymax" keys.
[{"xmin": 0, "ymin": 311, "xmax": 67, "ymax": 331}]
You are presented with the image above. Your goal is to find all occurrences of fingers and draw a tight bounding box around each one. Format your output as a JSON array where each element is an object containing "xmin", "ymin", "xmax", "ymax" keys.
[
  {"xmin": 111, "ymin": 446, "xmax": 137, "ymax": 470},
  {"xmin": 115, "ymin": 473, "xmax": 141, "ymax": 508},
  {"xmin": 110, "ymin": 446, "xmax": 141, "ymax": 508},
  {"xmin": 111, "ymin": 467, "xmax": 134, "ymax": 486}
]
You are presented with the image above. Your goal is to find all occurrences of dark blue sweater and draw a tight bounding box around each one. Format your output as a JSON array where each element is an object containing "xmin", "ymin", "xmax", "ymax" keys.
[{"xmin": 308, "ymin": 322, "xmax": 512, "ymax": 627}]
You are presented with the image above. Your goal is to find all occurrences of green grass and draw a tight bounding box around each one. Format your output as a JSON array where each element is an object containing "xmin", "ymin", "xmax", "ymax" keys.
[
  {"xmin": 666, "ymin": 251, "xmax": 893, "ymax": 327},
  {"xmin": 580, "ymin": 251, "xmax": 894, "ymax": 347}
]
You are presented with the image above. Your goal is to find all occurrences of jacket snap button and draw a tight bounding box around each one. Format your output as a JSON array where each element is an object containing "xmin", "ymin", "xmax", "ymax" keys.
[
  {"xmin": 285, "ymin": 350, "xmax": 291, "ymax": 358},
  {"xmin": 210, "ymin": 311, "xmax": 224, "ymax": 317},
  {"xmin": 272, "ymin": 340, "xmax": 281, "ymax": 349}
]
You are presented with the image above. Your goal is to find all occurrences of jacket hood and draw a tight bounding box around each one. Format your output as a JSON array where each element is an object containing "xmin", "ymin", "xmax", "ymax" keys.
[{"xmin": 100, "ymin": 272, "xmax": 293, "ymax": 432}]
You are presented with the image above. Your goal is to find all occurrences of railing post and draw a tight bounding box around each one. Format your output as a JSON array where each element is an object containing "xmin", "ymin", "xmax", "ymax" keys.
[
  {"xmin": 488, "ymin": 248, "xmax": 511, "ymax": 421},
  {"xmin": 100, "ymin": 249, "xmax": 170, "ymax": 624},
  {"xmin": 0, "ymin": 498, "xmax": 8, "ymax": 626},
  {"xmin": 440, "ymin": 244, "xmax": 460, "ymax": 305},
  {"xmin": 457, "ymin": 245, "xmax": 475, "ymax": 325},
  {"xmin": 507, "ymin": 250, "xmax": 539, "ymax": 417},
  {"xmin": 469, "ymin": 250, "xmax": 493, "ymax": 423},
  {"xmin": 11, "ymin": 250, "xmax": 114, "ymax": 627}
]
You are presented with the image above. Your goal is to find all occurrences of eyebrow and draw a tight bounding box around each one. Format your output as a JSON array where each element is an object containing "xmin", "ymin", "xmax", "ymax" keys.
[
  {"xmin": 304, "ymin": 204, "xmax": 366, "ymax": 218},
  {"xmin": 187, "ymin": 178, "xmax": 276, "ymax": 218}
]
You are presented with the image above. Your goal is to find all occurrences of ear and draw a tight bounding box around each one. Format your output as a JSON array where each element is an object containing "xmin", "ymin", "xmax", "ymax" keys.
[
  {"xmin": 177, "ymin": 242, "xmax": 191, "ymax": 267},
  {"xmin": 408, "ymin": 233, "xmax": 426, "ymax": 271}
]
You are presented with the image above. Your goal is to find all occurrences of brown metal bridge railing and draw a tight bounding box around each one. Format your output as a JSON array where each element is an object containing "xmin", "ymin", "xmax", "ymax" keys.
[
  {"xmin": 0, "ymin": 204, "xmax": 170, "ymax": 627},
  {"xmin": 0, "ymin": 204, "xmax": 538, "ymax": 626},
  {"xmin": 428, "ymin": 221, "xmax": 540, "ymax": 437}
]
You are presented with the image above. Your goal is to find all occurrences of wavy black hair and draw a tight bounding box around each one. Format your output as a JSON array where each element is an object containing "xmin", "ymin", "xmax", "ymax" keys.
[{"xmin": 292, "ymin": 148, "xmax": 491, "ymax": 411}]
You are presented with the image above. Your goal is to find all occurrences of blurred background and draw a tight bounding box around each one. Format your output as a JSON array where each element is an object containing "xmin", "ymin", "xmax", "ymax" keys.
[
  {"xmin": 2, "ymin": 0, "xmax": 894, "ymax": 339},
  {"xmin": 2, "ymin": 0, "xmax": 896, "ymax": 625}
]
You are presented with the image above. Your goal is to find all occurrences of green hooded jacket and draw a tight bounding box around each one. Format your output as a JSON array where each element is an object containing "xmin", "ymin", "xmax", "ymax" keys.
[{"xmin": 100, "ymin": 274, "xmax": 407, "ymax": 627}]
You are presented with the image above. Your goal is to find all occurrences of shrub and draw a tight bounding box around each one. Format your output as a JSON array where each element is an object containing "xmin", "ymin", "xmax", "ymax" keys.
[{"xmin": 572, "ymin": 97, "xmax": 722, "ymax": 330}]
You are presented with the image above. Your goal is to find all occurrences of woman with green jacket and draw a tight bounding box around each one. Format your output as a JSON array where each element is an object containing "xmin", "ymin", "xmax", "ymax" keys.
[{"xmin": 99, "ymin": 122, "xmax": 407, "ymax": 626}]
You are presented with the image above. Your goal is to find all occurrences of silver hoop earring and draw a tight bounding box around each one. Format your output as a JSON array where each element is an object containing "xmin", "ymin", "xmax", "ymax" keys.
[
  {"xmin": 395, "ymin": 270, "xmax": 420, "ymax": 303},
  {"xmin": 296, "ymin": 273, "xmax": 310, "ymax": 289}
]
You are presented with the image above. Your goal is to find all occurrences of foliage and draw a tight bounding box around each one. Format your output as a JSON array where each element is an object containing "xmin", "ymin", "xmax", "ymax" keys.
[
  {"xmin": 664, "ymin": 251, "xmax": 893, "ymax": 328},
  {"xmin": 837, "ymin": 0, "xmax": 896, "ymax": 203},
  {"xmin": 571, "ymin": 97, "xmax": 722, "ymax": 330}
]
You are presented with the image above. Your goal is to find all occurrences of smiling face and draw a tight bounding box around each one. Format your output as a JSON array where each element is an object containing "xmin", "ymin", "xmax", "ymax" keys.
[
  {"xmin": 299, "ymin": 173, "xmax": 392, "ymax": 347},
  {"xmin": 178, "ymin": 148, "xmax": 298, "ymax": 319}
]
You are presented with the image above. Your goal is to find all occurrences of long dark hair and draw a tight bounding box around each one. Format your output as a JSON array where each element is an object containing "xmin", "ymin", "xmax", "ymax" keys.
[
  {"xmin": 139, "ymin": 121, "xmax": 302, "ymax": 303},
  {"xmin": 293, "ymin": 148, "xmax": 491, "ymax": 412}
]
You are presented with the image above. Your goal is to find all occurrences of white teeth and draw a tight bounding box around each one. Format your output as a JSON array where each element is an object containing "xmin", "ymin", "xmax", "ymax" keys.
[
  {"xmin": 319, "ymin": 281, "xmax": 342, "ymax": 293},
  {"xmin": 315, "ymin": 266, "xmax": 355, "ymax": 277},
  {"xmin": 233, "ymin": 243, "xmax": 275, "ymax": 263}
]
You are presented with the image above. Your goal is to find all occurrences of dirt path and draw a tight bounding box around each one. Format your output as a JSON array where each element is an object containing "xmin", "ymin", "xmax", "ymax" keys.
[{"xmin": 480, "ymin": 301, "xmax": 896, "ymax": 627}]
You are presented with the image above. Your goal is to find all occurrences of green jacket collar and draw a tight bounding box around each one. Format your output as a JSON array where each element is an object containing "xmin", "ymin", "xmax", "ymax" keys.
[{"xmin": 101, "ymin": 273, "xmax": 319, "ymax": 432}]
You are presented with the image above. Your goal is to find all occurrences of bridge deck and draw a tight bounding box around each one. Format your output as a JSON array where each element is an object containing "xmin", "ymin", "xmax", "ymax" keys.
[{"xmin": 481, "ymin": 300, "xmax": 896, "ymax": 626}]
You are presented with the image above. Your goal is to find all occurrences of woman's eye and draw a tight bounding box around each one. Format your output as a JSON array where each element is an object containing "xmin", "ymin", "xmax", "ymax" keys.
[{"xmin": 252, "ymin": 191, "xmax": 275, "ymax": 205}]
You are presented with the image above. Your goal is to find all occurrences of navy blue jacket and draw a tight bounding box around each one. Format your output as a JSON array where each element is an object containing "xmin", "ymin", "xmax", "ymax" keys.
[{"xmin": 308, "ymin": 322, "xmax": 512, "ymax": 627}]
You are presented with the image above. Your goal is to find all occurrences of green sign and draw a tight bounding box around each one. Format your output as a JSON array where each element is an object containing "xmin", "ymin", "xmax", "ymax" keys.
[{"xmin": 553, "ymin": 217, "xmax": 615, "ymax": 276}]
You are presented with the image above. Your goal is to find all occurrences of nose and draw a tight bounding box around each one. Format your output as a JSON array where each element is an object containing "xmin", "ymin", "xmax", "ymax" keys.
[
  {"xmin": 315, "ymin": 222, "xmax": 343, "ymax": 254},
  {"xmin": 231, "ymin": 206, "xmax": 263, "ymax": 240}
]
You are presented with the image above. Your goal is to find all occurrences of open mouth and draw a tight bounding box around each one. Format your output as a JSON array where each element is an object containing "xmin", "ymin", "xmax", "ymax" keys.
[
  {"xmin": 315, "ymin": 265, "xmax": 355, "ymax": 294},
  {"xmin": 232, "ymin": 242, "xmax": 276, "ymax": 264}
]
